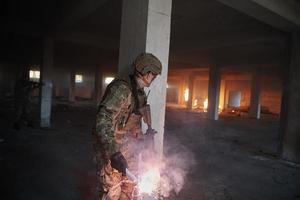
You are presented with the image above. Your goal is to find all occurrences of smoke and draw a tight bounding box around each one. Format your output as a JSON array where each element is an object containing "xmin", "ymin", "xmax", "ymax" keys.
[
  {"xmin": 159, "ymin": 137, "xmax": 196, "ymax": 197},
  {"xmin": 135, "ymin": 135, "xmax": 196, "ymax": 198}
]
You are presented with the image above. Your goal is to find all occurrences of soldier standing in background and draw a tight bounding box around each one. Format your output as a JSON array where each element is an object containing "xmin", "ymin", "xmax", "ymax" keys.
[
  {"xmin": 13, "ymin": 68, "xmax": 40, "ymax": 130},
  {"xmin": 94, "ymin": 53, "xmax": 162, "ymax": 200}
]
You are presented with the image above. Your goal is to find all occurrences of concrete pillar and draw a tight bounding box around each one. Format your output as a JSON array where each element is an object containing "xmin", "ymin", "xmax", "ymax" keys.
[
  {"xmin": 40, "ymin": 38, "xmax": 54, "ymax": 128},
  {"xmin": 118, "ymin": 0, "xmax": 172, "ymax": 155},
  {"xmin": 187, "ymin": 75, "xmax": 195, "ymax": 110},
  {"xmin": 249, "ymin": 69, "xmax": 261, "ymax": 119},
  {"xmin": 207, "ymin": 65, "xmax": 221, "ymax": 120},
  {"xmin": 280, "ymin": 32, "xmax": 300, "ymax": 163},
  {"xmin": 69, "ymin": 70, "xmax": 75, "ymax": 102},
  {"xmin": 94, "ymin": 67, "xmax": 102, "ymax": 103}
]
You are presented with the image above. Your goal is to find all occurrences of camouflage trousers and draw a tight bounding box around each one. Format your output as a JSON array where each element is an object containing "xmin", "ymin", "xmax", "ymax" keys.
[
  {"xmin": 96, "ymin": 162, "xmax": 136, "ymax": 200},
  {"xmin": 95, "ymin": 136, "xmax": 141, "ymax": 200},
  {"xmin": 14, "ymin": 100, "xmax": 32, "ymax": 125}
]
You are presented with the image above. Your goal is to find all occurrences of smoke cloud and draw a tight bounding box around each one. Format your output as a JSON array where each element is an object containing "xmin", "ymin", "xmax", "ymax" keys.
[
  {"xmin": 159, "ymin": 137, "xmax": 196, "ymax": 197},
  {"xmin": 134, "ymin": 135, "xmax": 196, "ymax": 198}
]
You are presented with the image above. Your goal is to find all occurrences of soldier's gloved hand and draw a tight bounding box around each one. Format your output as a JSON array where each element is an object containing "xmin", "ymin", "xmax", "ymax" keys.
[
  {"xmin": 146, "ymin": 127, "xmax": 157, "ymax": 135},
  {"xmin": 110, "ymin": 152, "xmax": 128, "ymax": 175}
]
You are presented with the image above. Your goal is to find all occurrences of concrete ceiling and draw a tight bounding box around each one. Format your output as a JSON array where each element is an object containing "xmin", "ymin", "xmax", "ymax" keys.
[{"xmin": 1, "ymin": 0, "xmax": 298, "ymax": 69}]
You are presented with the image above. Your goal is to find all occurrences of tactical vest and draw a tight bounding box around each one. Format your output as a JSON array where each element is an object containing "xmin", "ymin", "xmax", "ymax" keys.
[{"xmin": 123, "ymin": 75, "xmax": 147, "ymax": 137}]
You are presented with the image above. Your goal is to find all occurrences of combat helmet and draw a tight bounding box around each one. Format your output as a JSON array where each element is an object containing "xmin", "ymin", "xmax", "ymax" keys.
[{"xmin": 134, "ymin": 53, "xmax": 162, "ymax": 75}]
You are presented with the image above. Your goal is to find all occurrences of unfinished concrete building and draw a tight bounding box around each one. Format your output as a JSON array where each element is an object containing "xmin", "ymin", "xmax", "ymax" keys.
[{"xmin": 0, "ymin": 0, "xmax": 300, "ymax": 199}]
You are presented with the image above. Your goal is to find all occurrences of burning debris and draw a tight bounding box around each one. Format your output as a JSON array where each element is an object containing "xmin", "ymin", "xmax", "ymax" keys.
[
  {"xmin": 138, "ymin": 166, "xmax": 160, "ymax": 195},
  {"xmin": 116, "ymin": 137, "xmax": 196, "ymax": 200}
]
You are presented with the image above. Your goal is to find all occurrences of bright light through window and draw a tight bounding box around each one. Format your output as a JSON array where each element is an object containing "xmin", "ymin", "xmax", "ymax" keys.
[
  {"xmin": 29, "ymin": 70, "xmax": 40, "ymax": 80},
  {"xmin": 105, "ymin": 77, "xmax": 114, "ymax": 84},
  {"xmin": 75, "ymin": 74, "xmax": 83, "ymax": 83}
]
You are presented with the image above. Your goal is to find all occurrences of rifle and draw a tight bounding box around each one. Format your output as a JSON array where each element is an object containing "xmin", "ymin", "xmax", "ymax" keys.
[
  {"xmin": 29, "ymin": 81, "xmax": 43, "ymax": 88},
  {"xmin": 139, "ymin": 104, "xmax": 157, "ymax": 152}
]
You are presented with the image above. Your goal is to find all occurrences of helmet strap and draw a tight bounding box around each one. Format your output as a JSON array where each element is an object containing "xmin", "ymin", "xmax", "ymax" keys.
[
  {"xmin": 135, "ymin": 71, "xmax": 151, "ymax": 88},
  {"xmin": 140, "ymin": 75, "xmax": 151, "ymax": 87}
]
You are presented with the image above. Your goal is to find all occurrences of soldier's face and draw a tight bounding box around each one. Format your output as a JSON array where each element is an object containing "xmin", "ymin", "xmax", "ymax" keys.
[{"xmin": 144, "ymin": 72, "xmax": 157, "ymax": 86}]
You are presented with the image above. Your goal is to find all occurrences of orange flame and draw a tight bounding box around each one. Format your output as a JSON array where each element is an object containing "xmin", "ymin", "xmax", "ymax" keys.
[{"xmin": 203, "ymin": 98, "xmax": 208, "ymax": 112}]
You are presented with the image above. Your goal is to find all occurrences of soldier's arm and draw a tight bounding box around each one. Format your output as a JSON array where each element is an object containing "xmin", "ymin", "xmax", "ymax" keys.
[
  {"xmin": 29, "ymin": 81, "xmax": 43, "ymax": 88},
  {"xmin": 95, "ymin": 82, "xmax": 131, "ymax": 161}
]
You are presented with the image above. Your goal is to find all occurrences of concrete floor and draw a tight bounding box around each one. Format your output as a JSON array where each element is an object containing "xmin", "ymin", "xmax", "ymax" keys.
[{"xmin": 0, "ymin": 103, "xmax": 300, "ymax": 200}]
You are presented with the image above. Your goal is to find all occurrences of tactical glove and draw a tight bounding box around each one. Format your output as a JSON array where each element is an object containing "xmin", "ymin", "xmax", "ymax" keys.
[
  {"xmin": 110, "ymin": 151, "xmax": 128, "ymax": 175},
  {"xmin": 146, "ymin": 127, "xmax": 157, "ymax": 135}
]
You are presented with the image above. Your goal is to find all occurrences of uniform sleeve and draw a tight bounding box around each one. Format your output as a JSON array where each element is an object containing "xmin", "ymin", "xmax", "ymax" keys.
[{"xmin": 95, "ymin": 81, "xmax": 131, "ymax": 160}]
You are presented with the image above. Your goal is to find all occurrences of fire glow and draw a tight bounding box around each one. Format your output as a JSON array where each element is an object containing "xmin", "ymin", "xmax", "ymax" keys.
[
  {"xmin": 125, "ymin": 138, "xmax": 195, "ymax": 199},
  {"xmin": 184, "ymin": 88, "xmax": 189, "ymax": 102},
  {"xmin": 138, "ymin": 167, "xmax": 161, "ymax": 195},
  {"xmin": 203, "ymin": 98, "xmax": 208, "ymax": 112}
]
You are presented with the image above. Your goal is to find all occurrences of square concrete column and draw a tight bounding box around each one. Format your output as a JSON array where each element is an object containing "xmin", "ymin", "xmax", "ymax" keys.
[
  {"xmin": 94, "ymin": 67, "xmax": 102, "ymax": 103},
  {"xmin": 68, "ymin": 70, "xmax": 76, "ymax": 102},
  {"xmin": 187, "ymin": 75, "xmax": 195, "ymax": 110},
  {"xmin": 280, "ymin": 32, "xmax": 300, "ymax": 163},
  {"xmin": 40, "ymin": 38, "xmax": 54, "ymax": 128},
  {"xmin": 249, "ymin": 69, "xmax": 261, "ymax": 119},
  {"xmin": 207, "ymin": 65, "xmax": 221, "ymax": 120},
  {"xmin": 118, "ymin": 0, "xmax": 172, "ymax": 155}
]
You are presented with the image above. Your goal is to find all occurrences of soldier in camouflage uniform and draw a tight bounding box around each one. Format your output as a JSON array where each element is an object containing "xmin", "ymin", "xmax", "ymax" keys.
[
  {"xmin": 94, "ymin": 53, "xmax": 162, "ymax": 200},
  {"xmin": 13, "ymin": 70, "xmax": 41, "ymax": 130}
]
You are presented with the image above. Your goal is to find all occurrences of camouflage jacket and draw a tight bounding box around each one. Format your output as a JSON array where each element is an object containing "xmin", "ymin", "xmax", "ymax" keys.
[
  {"xmin": 95, "ymin": 76, "xmax": 146, "ymax": 161},
  {"xmin": 14, "ymin": 79, "xmax": 39, "ymax": 103}
]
